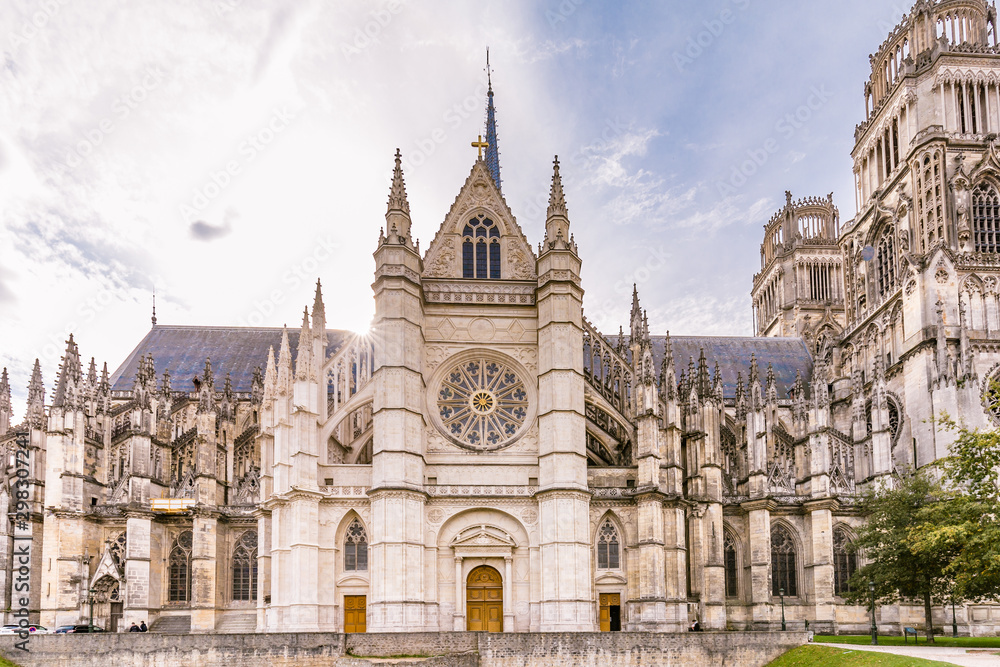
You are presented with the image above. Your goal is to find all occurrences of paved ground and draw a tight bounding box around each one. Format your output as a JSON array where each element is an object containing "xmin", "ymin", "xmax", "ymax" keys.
[{"xmin": 821, "ymin": 642, "xmax": 1000, "ymax": 666}]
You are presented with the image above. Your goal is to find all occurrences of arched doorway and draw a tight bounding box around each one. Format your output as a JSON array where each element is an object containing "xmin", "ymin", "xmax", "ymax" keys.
[{"xmin": 466, "ymin": 566, "xmax": 502, "ymax": 632}]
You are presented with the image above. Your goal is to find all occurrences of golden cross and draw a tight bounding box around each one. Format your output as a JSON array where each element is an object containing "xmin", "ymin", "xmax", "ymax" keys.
[{"xmin": 471, "ymin": 135, "xmax": 489, "ymax": 158}]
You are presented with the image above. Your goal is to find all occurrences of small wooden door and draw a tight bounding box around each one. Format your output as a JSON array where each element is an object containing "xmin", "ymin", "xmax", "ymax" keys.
[
  {"xmin": 344, "ymin": 595, "xmax": 366, "ymax": 633},
  {"xmin": 109, "ymin": 602, "xmax": 123, "ymax": 633},
  {"xmin": 466, "ymin": 566, "xmax": 503, "ymax": 632},
  {"xmin": 599, "ymin": 593, "xmax": 621, "ymax": 632}
]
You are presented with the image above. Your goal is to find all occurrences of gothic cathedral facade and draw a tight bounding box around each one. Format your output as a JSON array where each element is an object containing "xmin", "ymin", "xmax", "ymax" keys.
[{"xmin": 2, "ymin": 0, "xmax": 1000, "ymax": 636}]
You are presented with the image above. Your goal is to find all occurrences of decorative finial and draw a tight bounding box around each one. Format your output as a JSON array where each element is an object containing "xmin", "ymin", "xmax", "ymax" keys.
[
  {"xmin": 486, "ymin": 47, "xmax": 493, "ymax": 92},
  {"xmin": 152, "ymin": 290, "xmax": 157, "ymax": 326}
]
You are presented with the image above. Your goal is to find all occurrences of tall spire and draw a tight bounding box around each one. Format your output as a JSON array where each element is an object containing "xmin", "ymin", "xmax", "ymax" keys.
[
  {"xmin": 484, "ymin": 48, "xmax": 502, "ymax": 193},
  {"xmin": 544, "ymin": 156, "xmax": 571, "ymax": 246},
  {"xmin": 53, "ymin": 334, "xmax": 82, "ymax": 409},
  {"xmin": 0, "ymin": 368, "xmax": 10, "ymax": 434},
  {"xmin": 384, "ymin": 148, "xmax": 413, "ymax": 247},
  {"xmin": 26, "ymin": 359, "xmax": 45, "ymax": 428},
  {"xmin": 312, "ymin": 279, "xmax": 326, "ymax": 335},
  {"xmin": 152, "ymin": 290, "xmax": 157, "ymax": 326}
]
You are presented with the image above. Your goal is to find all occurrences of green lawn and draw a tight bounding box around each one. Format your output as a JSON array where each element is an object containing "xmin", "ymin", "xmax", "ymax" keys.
[
  {"xmin": 814, "ymin": 634, "xmax": 1000, "ymax": 648},
  {"xmin": 766, "ymin": 645, "xmax": 962, "ymax": 666},
  {"xmin": 0, "ymin": 656, "xmax": 19, "ymax": 667}
]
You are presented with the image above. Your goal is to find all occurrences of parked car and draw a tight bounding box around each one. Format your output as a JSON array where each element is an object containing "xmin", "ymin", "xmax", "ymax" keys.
[
  {"xmin": 53, "ymin": 624, "xmax": 103, "ymax": 633},
  {"xmin": 0, "ymin": 624, "xmax": 48, "ymax": 634}
]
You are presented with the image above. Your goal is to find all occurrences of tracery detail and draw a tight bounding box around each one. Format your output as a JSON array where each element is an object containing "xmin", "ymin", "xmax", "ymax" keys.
[{"xmin": 436, "ymin": 358, "xmax": 528, "ymax": 450}]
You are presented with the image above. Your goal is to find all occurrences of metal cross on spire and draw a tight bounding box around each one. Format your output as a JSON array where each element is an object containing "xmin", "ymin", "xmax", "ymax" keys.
[{"xmin": 471, "ymin": 135, "xmax": 488, "ymax": 158}]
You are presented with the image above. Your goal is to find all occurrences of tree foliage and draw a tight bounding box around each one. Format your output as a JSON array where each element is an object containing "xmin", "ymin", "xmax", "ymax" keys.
[
  {"xmin": 845, "ymin": 472, "xmax": 955, "ymax": 642},
  {"xmin": 910, "ymin": 416, "xmax": 1000, "ymax": 602}
]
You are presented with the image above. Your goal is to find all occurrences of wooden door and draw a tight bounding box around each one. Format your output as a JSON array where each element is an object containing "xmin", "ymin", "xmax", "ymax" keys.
[
  {"xmin": 344, "ymin": 595, "xmax": 366, "ymax": 633},
  {"xmin": 109, "ymin": 602, "xmax": 123, "ymax": 633},
  {"xmin": 599, "ymin": 593, "xmax": 621, "ymax": 632},
  {"xmin": 466, "ymin": 566, "xmax": 503, "ymax": 632}
]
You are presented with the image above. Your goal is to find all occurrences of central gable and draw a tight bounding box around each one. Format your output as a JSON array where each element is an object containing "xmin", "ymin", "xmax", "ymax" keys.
[{"xmin": 423, "ymin": 160, "xmax": 537, "ymax": 281}]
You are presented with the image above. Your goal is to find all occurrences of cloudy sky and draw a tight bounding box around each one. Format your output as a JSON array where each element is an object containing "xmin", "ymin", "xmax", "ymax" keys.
[{"xmin": 0, "ymin": 0, "xmax": 911, "ymax": 417}]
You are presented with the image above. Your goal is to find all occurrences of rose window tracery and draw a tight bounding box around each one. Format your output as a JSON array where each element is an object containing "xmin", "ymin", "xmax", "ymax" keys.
[{"xmin": 436, "ymin": 358, "xmax": 529, "ymax": 450}]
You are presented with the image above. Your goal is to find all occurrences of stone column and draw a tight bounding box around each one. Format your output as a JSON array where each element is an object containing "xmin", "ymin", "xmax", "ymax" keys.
[
  {"xmin": 805, "ymin": 499, "xmax": 837, "ymax": 632},
  {"xmin": 504, "ymin": 556, "xmax": 514, "ymax": 632},
  {"xmin": 535, "ymin": 194, "xmax": 594, "ymax": 631},
  {"xmin": 453, "ymin": 557, "xmax": 463, "ymax": 631},
  {"xmin": 742, "ymin": 499, "xmax": 775, "ymax": 630},
  {"xmin": 255, "ymin": 509, "xmax": 270, "ymax": 632},
  {"xmin": 190, "ymin": 509, "xmax": 218, "ymax": 632},
  {"xmin": 123, "ymin": 511, "xmax": 153, "ymax": 626}
]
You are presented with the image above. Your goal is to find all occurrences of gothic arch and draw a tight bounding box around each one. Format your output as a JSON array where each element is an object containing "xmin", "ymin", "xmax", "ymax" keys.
[
  {"xmin": 593, "ymin": 511, "xmax": 627, "ymax": 571},
  {"xmin": 436, "ymin": 507, "xmax": 532, "ymax": 550},
  {"xmin": 722, "ymin": 523, "xmax": 744, "ymax": 599},
  {"xmin": 769, "ymin": 520, "xmax": 801, "ymax": 598}
]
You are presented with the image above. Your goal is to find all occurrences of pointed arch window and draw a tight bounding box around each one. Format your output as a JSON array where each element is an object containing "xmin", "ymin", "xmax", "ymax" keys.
[
  {"xmin": 596, "ymin": 520, "xmax": 620, "ymax": 570},
  {"xmin": 875, "ymin": 228, "xmax": 897, "ymax": 298},
  {"xmin": 724, "ymin": 530, "xmax": 739, "ymax": 598},
  {"xmin": 232, "ymin": 530, "xmax": 258, "ymax": 601},
  {"xmin": 168, "ymin": 530, "xmax": 192, "ymax": 602},
  {"xmin": 771, "ymin": 525, "xmax": 797, "ymax": 597},
  {"xmin": 973, "ymin": 182, "xmax": 1000, "ymax": 252},
  {"xmin": 462, "ymin": 216, "xmax": 501, "ymax": 279},
  {"xmin": 344, "ymin": 519, "xmax": 368, "ymax": 572},
  {"xmin": 833, "ymin": 527, "xmax": 857, "ymax": 596}
]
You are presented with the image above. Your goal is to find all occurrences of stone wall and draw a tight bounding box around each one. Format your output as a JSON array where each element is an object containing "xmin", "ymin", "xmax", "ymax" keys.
[{"xmin": 0, "ymin": 631, "xmax": 809, "ymax": 667}]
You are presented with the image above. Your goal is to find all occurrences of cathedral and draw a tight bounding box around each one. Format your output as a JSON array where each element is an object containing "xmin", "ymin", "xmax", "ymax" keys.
[{"xmin": 4, "ymin": 0, "xmax": 1000, "ymax": 637}]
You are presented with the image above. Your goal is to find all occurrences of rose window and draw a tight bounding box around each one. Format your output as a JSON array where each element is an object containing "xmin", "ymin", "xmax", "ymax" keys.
[{"xmin": 436, "ymin": 359, "xmax": 529, "ymax": 450}]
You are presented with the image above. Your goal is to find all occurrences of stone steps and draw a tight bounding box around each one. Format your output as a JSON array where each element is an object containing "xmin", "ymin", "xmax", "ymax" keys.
[
  {"xmin": 149, "ymin": 615, "xmax": 191, "ymax": 634},
  {"xmin": 214, "ymin": 613, "xmax": 257, "ymax": 633}
]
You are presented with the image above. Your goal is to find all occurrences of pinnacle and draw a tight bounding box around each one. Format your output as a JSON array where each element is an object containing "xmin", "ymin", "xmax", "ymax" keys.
[
  {"xmin": 546, "ymin": 155, "xmax": 568, "ymax": 219},
  {"xmin": 313, "ymin": 279, "xmax": 325, "ymax": 315},
  {"xmin": 387, "ymin": 148, "xmax": 410, "ymax": 216}
]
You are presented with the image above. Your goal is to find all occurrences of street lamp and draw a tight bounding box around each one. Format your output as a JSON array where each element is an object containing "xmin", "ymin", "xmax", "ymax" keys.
[
  {"xmin": 87, "ymin": 588, "xmax": 96, "ymax": 633},
  {"xmin": 779, "ymin": 587, "xmax": 786, "ymax": 631},
  {"xmin": 869, "ymin": 580, "xmax": 878, "ymax": 646},
  {"xmin": 952, "ymin": 598, "xmax": 958, "ymax": 637}
]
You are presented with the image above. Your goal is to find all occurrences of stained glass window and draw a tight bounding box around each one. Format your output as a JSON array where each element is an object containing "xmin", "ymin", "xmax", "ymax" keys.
[
  {"xmin": 724, "ymin": 531, "xmax": 739, "ymax": 598},
  {"xmin": 345, "ymin": 519, "xmax": 368, "ymax": 571},
  {"xmin": 232, "ymin": 530, "xmax": 258, "ymax": 601},
  {"xmin": 833, "ymin": 527, "xmax": 857, "ymax": 596},
  {"xmin": 437, "ymin": 359, "xmax": 529, "ymax": 450},
  {"xmin": 462, "ymin": 217, "xmax": 501, "ymax": 279},
  {"xmin": 973, "ymin": 183, "xmax": 1000, "ymax": 252},
  {"xmin": 771, "ymin": 525, "xmax": 797, "ymax": 597},
  {"xmin": 169, "ymin": 530, "xmax": 192, "ymax": 602},
  {"xmin": 597, "ymin": 520, "xmax": 620, "ymax": 570}
]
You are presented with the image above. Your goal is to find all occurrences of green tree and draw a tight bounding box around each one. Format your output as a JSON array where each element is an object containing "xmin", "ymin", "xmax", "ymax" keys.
[
  {"xmin": 846, "ymin": 472, "xmax": 956, "ymax": 642},
  {"xmin": 909, "ymin": 416, "xmax": 1000, "ymax": 602}
]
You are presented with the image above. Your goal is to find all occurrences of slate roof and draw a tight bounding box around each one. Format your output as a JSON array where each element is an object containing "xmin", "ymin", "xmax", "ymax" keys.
[
  {"xmin": 110, "ymin": 326, "xmax": 352, "ymax": 394},
  {"xmin": 610, "ymin": 335, "xmax": 813, "ymax": 401}
]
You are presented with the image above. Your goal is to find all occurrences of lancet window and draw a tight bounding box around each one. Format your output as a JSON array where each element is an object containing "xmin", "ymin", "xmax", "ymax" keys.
[
  {"xmin": 833, "ymin": 527, "xmax": 857, "ymax": 596},
  {"xmin": 232, "ymin": 530, "xmax": 258, "ymax": 601},
  {"xmin": 724, "ymin": 530, "xmax": 739, "ymax": 598},
  {"xmin": 462, "ymin": 216, "xmax": 501, "ymax": 279},
  {"xmin": 596, "ymin": 520, "xmax": 621, "ymax": 570},
  {"xmin": 344, "ymin": 519, "xmax": 368, "ymax": 572},
  {"xmin": 973, "ymin": 182, "xmax": 1000, "ymax": 253},
  {"xmin": 771, "ymin": 525, "xmax": 797, "ymax": 597},
  {"xmin": 168, "ymin": 530, "xmax": 193, "ymax": 602}
]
